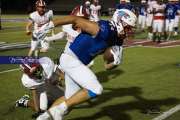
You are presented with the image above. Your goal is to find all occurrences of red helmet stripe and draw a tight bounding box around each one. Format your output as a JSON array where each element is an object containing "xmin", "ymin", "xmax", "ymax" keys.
[{"xmin": 36, "ymin": 0, "xmax": 46, "ymax": 7}]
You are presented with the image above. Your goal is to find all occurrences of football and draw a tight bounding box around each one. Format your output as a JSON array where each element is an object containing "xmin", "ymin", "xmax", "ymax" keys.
[{"xmin": 103, "ymin": 47, "xmax": 114, "ymax": 64}]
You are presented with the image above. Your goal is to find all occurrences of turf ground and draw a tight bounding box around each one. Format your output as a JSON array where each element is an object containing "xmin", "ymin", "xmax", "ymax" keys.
[{"xmin": 0, "ymin": 15, "xmax": 180, "ymax": 120}]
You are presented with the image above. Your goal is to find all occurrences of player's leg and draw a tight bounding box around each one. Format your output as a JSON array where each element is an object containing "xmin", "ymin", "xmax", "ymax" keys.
[
  {"xmin": 147, "ymin": 15, "xmax": 153, "ymax": 40},
  {"xmin": 59, "ymin": 53, "xmax": 102, "ymax": 101},
  {"xmin": 37, "ymin": 54, "xmax": 103, "ymax": 120},
  {"xmin": 142, "ymin": 16, "xmax": 146, "ymax": 31},
  {"xmin": 138, "ymin": 15, "xmax": 142, "ymax": 30},
  {"xmin": 174, "ymin": 16, "xmax": 179, "ymax": 36},
  {"xmin": 165, "ymin": 19, "xmax": 169, "ymax": 41},
  {"xmin": 152, "ymin": 20, "xmax": 157, "ymax": 42},
  {"xmin": 167, "ymin": 20, "xmax": 175, "ymax": 41},
  {"xmin": 158, "ymin": 20, "xmax": 164, "ymax": 43},
  {"xmin": 28, "ymin": 40, "xmax": 39, "ymax": 57}
]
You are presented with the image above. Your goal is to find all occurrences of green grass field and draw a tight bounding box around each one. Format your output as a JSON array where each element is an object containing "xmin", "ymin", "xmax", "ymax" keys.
[{"xmin": 0, "ymin": 15, "xmax": 180, "ymax": 120}]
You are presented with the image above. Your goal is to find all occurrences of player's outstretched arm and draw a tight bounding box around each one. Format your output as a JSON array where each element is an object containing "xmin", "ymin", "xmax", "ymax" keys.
[
  {"xmin": 45, "ymin": 32, "xmax": 65, "ymax": 42},
  {"xmin": 53, "ymin": 16, "xmax": 99, "ymax": 36},
  {"xmin": 26, "ymin": 21, "xmax": 33, "ymax": 35}
]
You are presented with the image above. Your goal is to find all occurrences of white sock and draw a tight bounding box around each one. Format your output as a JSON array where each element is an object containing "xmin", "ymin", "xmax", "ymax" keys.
[
  {"xmin": 48, "ymin": 102, "xmax": 68, "ymax": 120},
  {"xmin": 38, "ymin": 112, "xmax": 50, "ymax": 119}
]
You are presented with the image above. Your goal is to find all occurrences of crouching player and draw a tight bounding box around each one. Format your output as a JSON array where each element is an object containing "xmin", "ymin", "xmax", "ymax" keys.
[
  {"xmin": 15, "ymin": 57, "xmax": 64, "ymax": 118},
  {"xmin": 152, "ymin": 0, "xmax": 166, "ymax": 43},
  {"xmin": 37, "ymin": 9, "xmax": 137, "ymax": 120}
]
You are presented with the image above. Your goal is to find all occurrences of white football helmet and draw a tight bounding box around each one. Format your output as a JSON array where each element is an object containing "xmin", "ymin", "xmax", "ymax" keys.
[
  {"xmin": 112, "ymin": 9, "xmax": 137, "ymax": 28},
  {"xmin": 36, "ymin": 0, "xmax": 46, "ymax": 7}
]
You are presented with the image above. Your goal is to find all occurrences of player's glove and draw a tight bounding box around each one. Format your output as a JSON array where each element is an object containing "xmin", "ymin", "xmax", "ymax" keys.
[{"xmin": 110, "ymin": 46, "xmax": 123, "ymax": 65}]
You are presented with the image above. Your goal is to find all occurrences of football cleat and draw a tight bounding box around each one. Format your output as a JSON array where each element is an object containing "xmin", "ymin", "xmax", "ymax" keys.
[{"xmin": 15, "ymin": 94, "xmax": 30, "ymax": 107}]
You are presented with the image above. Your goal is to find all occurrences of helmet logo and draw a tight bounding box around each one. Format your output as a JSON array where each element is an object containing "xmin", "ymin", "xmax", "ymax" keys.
[{"xmin": 118, "ymin": 11, "xmax": 130, "ymax": 19}]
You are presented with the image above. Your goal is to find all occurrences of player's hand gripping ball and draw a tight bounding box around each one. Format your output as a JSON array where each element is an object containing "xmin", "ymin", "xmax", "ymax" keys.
[{"xmin": 103, "ymin": 47, "xmax": 114, "ymax": 64}]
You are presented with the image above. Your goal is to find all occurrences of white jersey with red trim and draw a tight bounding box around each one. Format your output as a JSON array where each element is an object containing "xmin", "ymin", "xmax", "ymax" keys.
[
  {"xmin": 29, "ymin": 10, "xmax": 53, "ymax": 31},
  {"xmin": 90, "ymin": 4, "xmax": 101, "ymax": 22},
  {"xmin": 153, "ymin": 3, "xmax": 166, "ymax": 17}
]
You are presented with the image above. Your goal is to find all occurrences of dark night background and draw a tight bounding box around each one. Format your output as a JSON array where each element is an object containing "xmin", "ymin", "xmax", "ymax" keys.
[{"xmin": 0, "ymin": 0, "xmax": 140, "ymax": 14}]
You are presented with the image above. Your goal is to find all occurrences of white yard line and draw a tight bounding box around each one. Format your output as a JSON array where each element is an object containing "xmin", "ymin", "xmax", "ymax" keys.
[
  {"xmin": 0, "ymin": 42, "xmax": 6, "ymax": 44},
  {"xmin": 0, "ymin": 68, "xmax": 20, "ymax": 74},
  {"xmin": 0, "ymin": 40, "xmax": 179, "ymax": 75},
  {"xmin": 140, "ymin": 44, "xmax": 180, "ymax": 49},
  {"xmin": 152, "ymin": 104, "xmax": 180, "ymax": 120}
]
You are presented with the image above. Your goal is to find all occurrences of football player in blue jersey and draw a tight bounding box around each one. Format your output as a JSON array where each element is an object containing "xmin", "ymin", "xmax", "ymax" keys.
[
  {"xmin": 165, "ymin": 0, "xmax": 179, "ymax": 40},
  {"xmin": 138, "ymin": 0, "xmax": 147, "ymax": 31},
  {"xmin": 174, "ymin": 0, "xmax": 180, "ymax": 36},
  {"xmin": 116, "ymin": 0, "xmax": 135, "ymax": 12},
  {"xmin": 37, "ymin": 9, "xmax": 137, "ymax": 120}
]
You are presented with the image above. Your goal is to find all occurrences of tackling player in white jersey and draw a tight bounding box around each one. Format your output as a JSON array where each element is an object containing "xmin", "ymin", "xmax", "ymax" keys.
[
  {"xmin": 90, "ymin": 0, "xmax": 101, "ymax": 22},
  {"xmin": 152, "ymin": 0, "xmax": 166, "ymax": 43},
  {"xmin": 26, "ymin": 0, "xmax": 53, "ymax": 57},
  {"xmin": 15, "ymin": 57, "xmax": 64, "ymax": 118}
]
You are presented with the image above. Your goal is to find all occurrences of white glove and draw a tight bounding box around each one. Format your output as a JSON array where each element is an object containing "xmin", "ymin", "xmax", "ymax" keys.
[{"xmin": 110, "ymin": 46, "xmax": 123, "ymax": 65}]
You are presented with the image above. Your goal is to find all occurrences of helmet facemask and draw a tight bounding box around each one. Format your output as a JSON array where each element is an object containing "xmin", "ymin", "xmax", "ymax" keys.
[
  {"xmin": 112, "ymin": 9, "xmax": 137, "ymax": 37},
  {"xmin": 36, "ymin": 0, "xmax": 46, "ymax": 16}
]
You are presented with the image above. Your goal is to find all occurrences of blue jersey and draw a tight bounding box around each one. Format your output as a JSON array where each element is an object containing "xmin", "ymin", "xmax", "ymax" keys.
[
  {"xmin": 127, "ymin": 3, "xmax": 135, "ymax": 11},
  {"xmin": 116, "ymin": 3, "xmax": 134, "ymax": 11},
  {"xmin": 70, "ymin": 20, "xmax": 119, "ymax": 65},
  {"xmin": 139, "ymin": 5, "xmax": 146, "ymax": 16},
  {"xmin": 175, "ymin": 3, "xmax": 180, "ymax": 10},
  {"xmin": 165, "ymin": 3, "xmax": 178, "ymax": 19}
]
